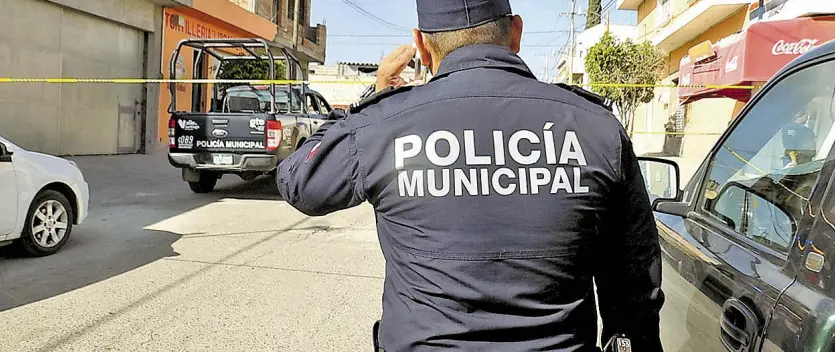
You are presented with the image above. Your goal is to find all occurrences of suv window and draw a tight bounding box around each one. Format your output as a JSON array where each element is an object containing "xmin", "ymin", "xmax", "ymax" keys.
[
  {"xmin": 304, "ymin": 93, "xmax": 321, "ymax": 114},
  {"xmin": 223, "ymin": 87, "xmax": 301, "ymax": 114},
  {"xmin": 699, "ymin": 59, "xmax": 835, "ymax": 255},
  {"xmin": 317, "ymin": 95, "xmax": 332, "ymax": 113}
]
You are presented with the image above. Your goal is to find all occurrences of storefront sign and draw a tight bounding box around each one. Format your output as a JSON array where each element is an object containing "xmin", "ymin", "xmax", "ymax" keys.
[{"xmin": 164, "ymin": 12, "xmax": 234, "ymax": 40}]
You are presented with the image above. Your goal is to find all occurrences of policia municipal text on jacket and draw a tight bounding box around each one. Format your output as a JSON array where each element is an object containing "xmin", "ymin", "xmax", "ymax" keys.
[{"xmin": 276, "ymin": 1, "xmax": 664, "ymax": 351}]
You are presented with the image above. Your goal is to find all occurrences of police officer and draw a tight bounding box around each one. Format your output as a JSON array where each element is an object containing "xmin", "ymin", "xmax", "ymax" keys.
[{"xmin": 276, "ymin": 1, "xmax": 664, "ymax": 351}]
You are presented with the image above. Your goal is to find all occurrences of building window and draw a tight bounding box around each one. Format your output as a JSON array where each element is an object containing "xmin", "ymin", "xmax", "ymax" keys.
[
  {"xmin": 657, "ymin": 0, "xmax": 672, "ymax": 25},
  {"xmin": 287, "ymin": 0, "xmax": 294, "ymax": 20}
]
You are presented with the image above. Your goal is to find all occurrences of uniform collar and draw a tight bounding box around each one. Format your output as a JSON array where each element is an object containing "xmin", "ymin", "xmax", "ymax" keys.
[{"xmin": 430, "ymin": 44, "xmax": 537, "ymax": 82}]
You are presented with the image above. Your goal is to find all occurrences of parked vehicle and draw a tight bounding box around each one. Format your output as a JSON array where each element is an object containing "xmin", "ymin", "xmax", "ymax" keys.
[
  {"xmin": 0, "ymin": 136, "xmax": 90, "ymax": 256},
  {"xmin": 639, "ymin": 40, "xmax": 834, "ymax": 351},
  {"xmin": 166, "ymin": 38, "xmax": 335, "ymax": 193}
]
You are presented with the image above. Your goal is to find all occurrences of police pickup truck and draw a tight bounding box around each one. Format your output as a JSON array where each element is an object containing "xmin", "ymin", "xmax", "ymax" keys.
[{"xmin": 166, "ymin": 39, "xmax": 335, "ymax": 193}]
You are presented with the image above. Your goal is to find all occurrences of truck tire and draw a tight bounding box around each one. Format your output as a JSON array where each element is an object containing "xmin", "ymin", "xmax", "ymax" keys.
[{"xmin": 188, "ymin": 172, "xmax": 218, "ymax": 193}]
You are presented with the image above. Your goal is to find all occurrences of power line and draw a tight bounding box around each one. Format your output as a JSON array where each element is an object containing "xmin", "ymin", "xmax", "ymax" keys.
[{"xmin": 339, "ymin": 0, "xmax": 412, "ymax": 31}]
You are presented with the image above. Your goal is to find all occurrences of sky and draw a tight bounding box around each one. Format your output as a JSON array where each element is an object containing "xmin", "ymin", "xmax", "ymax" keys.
[{"xmin": 310, "ymin": 0, "xmax": 637, "ymax": 80}]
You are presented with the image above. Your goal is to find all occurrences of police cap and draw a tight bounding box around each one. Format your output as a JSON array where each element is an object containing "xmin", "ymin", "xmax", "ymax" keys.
[{"xmin": 417, "ymin": 0, "xmax": 512, "ymax": 33}]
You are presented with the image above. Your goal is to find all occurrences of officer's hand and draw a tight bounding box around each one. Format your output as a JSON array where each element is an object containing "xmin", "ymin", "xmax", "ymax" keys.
[{"xmin": 376, "ymin": 44, "xmax": 417, "ymax": 92}]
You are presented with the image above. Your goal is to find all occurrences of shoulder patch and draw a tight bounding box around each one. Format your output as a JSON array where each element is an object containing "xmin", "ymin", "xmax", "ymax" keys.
[
  {"xmin": 349, "ymin": 85, "xmax": 415, "ymax": 114},
  {"xmin": 554, "ymin": 83, "xmax": 613, "ymax": 112}
]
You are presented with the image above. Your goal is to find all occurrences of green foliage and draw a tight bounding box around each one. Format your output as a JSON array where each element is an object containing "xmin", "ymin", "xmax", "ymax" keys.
[
  {"xmin": 584, "ymin": 31, "xmax": 666, "ymax": 135},
  {"xmin": 216, "ymin": 60, "xmax": 287, "ymax": 91}
]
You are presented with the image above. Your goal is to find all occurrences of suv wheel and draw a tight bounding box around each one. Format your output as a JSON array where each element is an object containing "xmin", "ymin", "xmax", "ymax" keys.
[
  {"xmin": 17, "ymin": 190, "xmax": 74, "ymax": 257},
  {"xmin": 188, "ymin": 172, "xmax": 218, "ymax": 193}
]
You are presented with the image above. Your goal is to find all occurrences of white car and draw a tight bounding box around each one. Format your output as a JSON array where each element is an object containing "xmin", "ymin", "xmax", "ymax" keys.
[{"xmin": 0, "ymin": 136, "xmax": 89, "ymax": 256}]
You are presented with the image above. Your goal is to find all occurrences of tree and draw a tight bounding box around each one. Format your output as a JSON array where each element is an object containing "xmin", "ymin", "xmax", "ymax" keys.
[
  {"xmin": 586, "ymin": 0, "xmax": 602, "ymax": 29},
  {"xmin": 584, "ymin": 31, "xmax": 666, "ymax": 136},
  {"xmin": 216, "ymin": 59, "xmax": 287, "ymax": 91}
]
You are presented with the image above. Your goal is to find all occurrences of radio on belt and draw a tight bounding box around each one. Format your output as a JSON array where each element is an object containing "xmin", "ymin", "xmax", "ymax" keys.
[{"xmin": 603, "ymin": 335, "xmax": 633, "ymax": 352}]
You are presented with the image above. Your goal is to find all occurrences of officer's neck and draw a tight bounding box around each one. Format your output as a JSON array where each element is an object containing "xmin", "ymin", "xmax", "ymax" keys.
[{"xmin": 429, "ymin": 44, "xmax": 515, "ymax": 75}]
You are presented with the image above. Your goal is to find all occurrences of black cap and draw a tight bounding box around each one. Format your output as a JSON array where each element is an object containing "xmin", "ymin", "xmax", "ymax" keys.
[{"xmin": 417, "ymin": 0, "xmax": 512, "ymax": 33}]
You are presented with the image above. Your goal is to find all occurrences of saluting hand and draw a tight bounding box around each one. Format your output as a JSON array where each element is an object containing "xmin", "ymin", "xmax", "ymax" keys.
[{"xmin": 376, "ymin": 44, "xmax": 418, "ymax": 93}]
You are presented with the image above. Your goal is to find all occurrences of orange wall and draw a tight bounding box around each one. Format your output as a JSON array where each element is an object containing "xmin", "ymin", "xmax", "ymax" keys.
[
  {"xmin": 666, "ymin": 8, "xmax": 747, "ymax": 74},
  {"xmin": 157, "ymin": 7, "xmax": 257, "ymax": 143}
]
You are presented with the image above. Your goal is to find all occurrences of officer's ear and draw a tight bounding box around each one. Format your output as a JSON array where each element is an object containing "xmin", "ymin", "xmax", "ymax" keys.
[
  {"xmin": 510, "ymin": 15, "xmax": 524, "ymax": 54},
  {"xmin": 413, "ymin": 28, "xmax": 434, "ymax": 69}
]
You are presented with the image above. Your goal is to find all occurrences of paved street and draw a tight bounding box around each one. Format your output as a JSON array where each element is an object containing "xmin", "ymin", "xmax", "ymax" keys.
[
  {"xmin": 0, "ymin": 154, "xmax": 721, "ymax": 352},
  {"xmin": 0, "ymin": 154, "xmax": 385, "ymax": 352}
]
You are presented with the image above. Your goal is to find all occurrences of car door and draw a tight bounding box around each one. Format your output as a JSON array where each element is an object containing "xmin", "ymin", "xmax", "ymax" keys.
[
  {"xmin": 649, "ymin": 53, "xmax": 835, "ymax": 352},
  {"xmin": 0, "ymin": 139, "xmax": 19, "ymax": 238},
  {"xmin": 761, "ymin": 162, "xmax": 834, "ymax": 352}
]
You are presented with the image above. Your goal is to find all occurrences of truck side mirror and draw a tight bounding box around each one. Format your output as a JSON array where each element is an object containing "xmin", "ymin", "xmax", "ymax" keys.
[{"xmin": 637, "ymin": 157, "xmax": 686, "ymax": 215}]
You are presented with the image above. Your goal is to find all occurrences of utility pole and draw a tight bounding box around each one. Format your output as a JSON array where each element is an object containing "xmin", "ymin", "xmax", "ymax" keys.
[
  {"xmin": 536, "ymin": 53, "xmax": 549, "ymax": 81},
  {"xmin": 567, "ymin": 0, "xmax": 576, "ymax": 85}
]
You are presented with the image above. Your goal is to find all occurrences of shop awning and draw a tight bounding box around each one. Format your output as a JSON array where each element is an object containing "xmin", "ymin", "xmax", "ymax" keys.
[{"xmin": 678, "ymin": 15, "xmax": 834, "ymax": 104}]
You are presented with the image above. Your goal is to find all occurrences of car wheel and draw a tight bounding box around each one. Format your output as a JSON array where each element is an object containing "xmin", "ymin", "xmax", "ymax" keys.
[
  {"xmin": 17, "ymin": 190, "xmax": 74, "ymax": 257},
  {"xmin": 188, "ymin": 171, "xmax": 218, "ymax": 193}
]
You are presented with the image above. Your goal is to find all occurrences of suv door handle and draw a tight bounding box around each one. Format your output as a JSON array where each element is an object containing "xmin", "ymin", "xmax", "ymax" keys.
[
  {"xmin": 721, "ymin": 315, "xmax": 750, "ymax": 349},
  {"xmin": 720, "ymin": 299, "xmax": 760, "ymax": 352}
]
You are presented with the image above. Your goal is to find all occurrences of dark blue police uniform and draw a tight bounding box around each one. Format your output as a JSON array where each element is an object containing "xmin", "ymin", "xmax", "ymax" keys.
[{"xmin": 277, "ymin": 1, "xmax": 664, "ymax": 351}]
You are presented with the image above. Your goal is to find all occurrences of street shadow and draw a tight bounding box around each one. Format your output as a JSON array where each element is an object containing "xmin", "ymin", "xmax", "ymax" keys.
[
  {"xmin": 0, "ymin": 154, "xmax": 291, "ymax": 312},
  {"xmin": 213, "ymin": 174, "xmax": 284, "ymax": 201}
]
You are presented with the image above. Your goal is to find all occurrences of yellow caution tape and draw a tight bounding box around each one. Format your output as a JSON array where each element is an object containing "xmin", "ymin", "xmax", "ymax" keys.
[
  {"xmin": 576, "ymin": 82, "xmax": 760, "ymax": 89},
  {"xmin": 0, "ymin": 77, "xmax": 761, "ymax": 89}
]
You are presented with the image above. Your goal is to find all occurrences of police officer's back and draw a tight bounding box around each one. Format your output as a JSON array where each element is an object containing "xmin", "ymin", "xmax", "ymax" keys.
[{"xmin": 277, "ymin": 1, "xmax": 664, "ymax": 351}]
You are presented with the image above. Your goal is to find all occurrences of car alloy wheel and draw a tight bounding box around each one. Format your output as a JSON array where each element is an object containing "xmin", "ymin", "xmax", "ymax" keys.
[{"xmin": 30, "ymin": 199, "xmax": 69, "ymax": 248}]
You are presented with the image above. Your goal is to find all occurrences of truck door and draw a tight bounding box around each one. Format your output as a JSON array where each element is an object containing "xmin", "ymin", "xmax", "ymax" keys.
[{"xmin": 304, "ymin": 92, "xmax": 327, "ymax": 131}]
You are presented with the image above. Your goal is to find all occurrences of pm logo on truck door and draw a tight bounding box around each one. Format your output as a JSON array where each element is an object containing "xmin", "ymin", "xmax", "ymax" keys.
[{"xmin": 249, "ymin": 118, "xmax": 265, "ymax": 131}]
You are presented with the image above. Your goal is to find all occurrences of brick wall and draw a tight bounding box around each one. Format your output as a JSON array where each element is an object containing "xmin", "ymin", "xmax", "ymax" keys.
[
  {"xmin": 255, "ymin": 0, "xmax": 275, "ymax": 23},
  {"xmin": 225, "ymin": 0, "xmax": 326, "ymax": 63},
  {"xmin": 274, "ymin": 0, "xmax": 325, "ymax": 62}
]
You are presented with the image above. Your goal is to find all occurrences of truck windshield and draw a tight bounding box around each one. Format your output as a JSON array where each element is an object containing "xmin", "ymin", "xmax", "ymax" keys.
[{"xmin": 223, "ymin": 87, "xmax": 301, "ymax": 114}]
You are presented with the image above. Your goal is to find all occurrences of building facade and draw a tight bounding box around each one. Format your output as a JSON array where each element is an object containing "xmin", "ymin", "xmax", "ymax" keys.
[
  {"xmin": 555, "ymin": 23, "xmax": 636, "ymax": 85},
  {"xmin": 0, "ymin": 0, "xmax": 326, "ymax": 156},
  {"xmin": 618, "ymin": 0, "xmax": 753, "ymax": 158},
  {"xmin": 0, "ymin": 0, "xmax": 187, "ymax": 156},
  {"xmin": 619, "ymin": 0, "xmax": 833, "ymax": 160}
]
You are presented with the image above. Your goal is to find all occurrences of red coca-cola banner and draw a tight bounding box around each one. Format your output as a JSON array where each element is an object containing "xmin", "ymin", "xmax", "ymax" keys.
[{"xmin": 679, "ymin": 16, "xmax": 834, "ymax": 104}]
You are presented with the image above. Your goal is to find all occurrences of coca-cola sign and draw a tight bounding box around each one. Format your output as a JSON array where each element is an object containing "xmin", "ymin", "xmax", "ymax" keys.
[{"xmin": 772, "ymin": 39, "xmax": 819, "ymax": 56}]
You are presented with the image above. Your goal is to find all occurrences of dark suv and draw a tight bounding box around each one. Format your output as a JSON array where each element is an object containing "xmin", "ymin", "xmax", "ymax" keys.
[{"xmin": 639, "ymin": 40, "xmax": 834, "ymax": 351}]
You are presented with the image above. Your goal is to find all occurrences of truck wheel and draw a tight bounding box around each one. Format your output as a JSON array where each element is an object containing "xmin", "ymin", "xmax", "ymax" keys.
[{"xmin": 188, "ymin": 172, "xmax": 218, "ymax": 193}]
